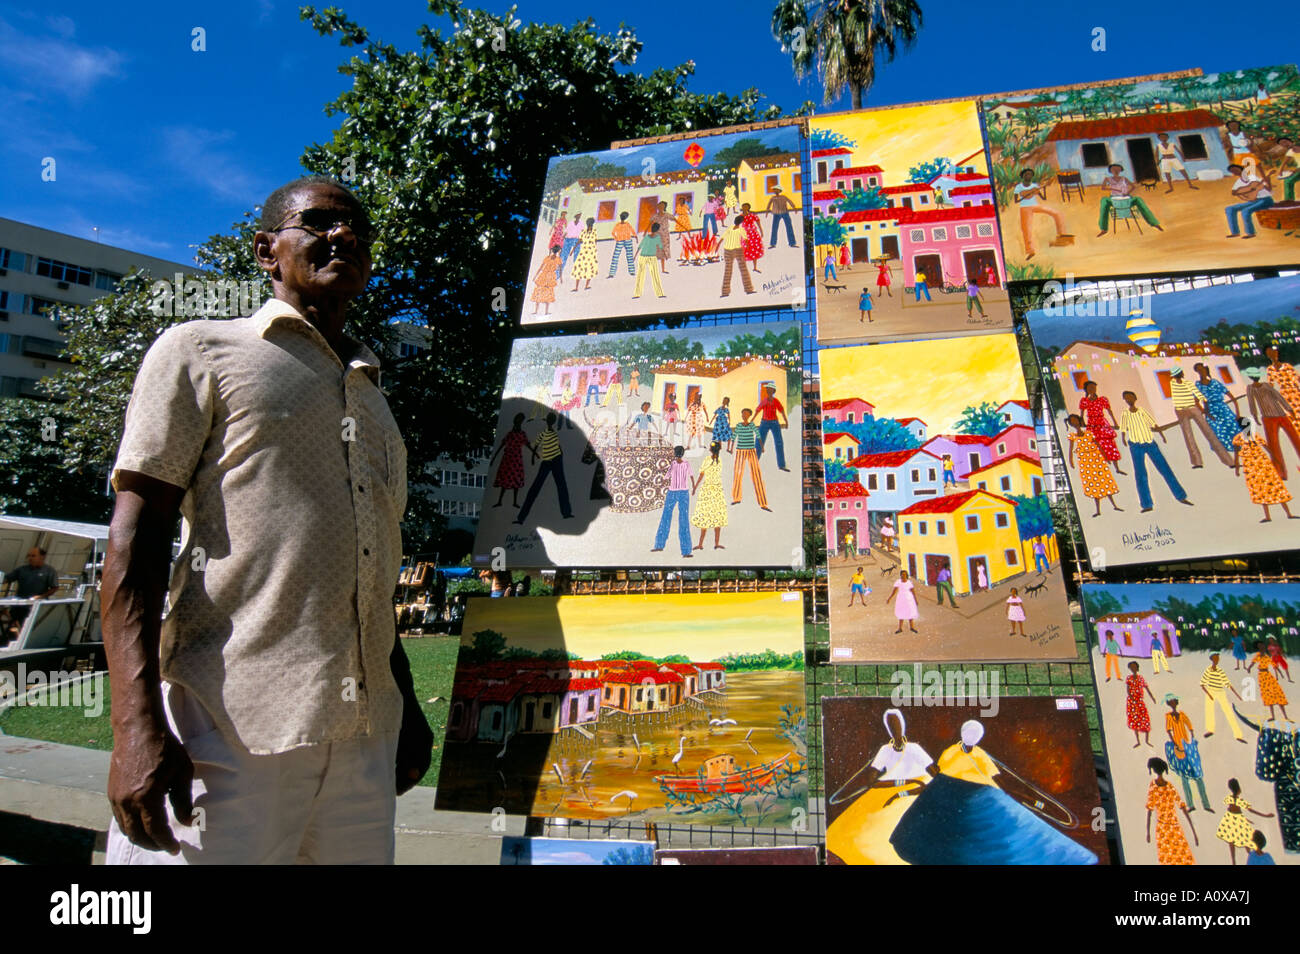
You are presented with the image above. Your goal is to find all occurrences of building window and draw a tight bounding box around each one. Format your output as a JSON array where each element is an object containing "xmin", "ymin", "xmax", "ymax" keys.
[
  {"xmin": 851, "ymin": 178, "xmax": 862, "ymax": 190},
  {"xmin": 1081, "ymin": 142, "xmax": 1111, "ymax": 168},
  {"xmin": 1033, "ymin": 477, "xmax": 1042, "ymax": 495},
  {"xmin": 966, "ymin": 515, "xmax": 979, "ymax": 532},
  {"xmin": 976, "ymin": 223, "xmax": 994, "ymax": 237},
  {"xmin": 793, "ymin": 174, "xmax": 802, "ymax": 192},
  {"xmin": 997, "ymin": 442, "xmax": 1007, "ymax": 455},
  {"xmin": 1178, "ymin": 134, "xmax": 1208, "ymax": 161},
  {"xmin": 936, "ymin": 520, "xmax": 946, "ymax": 535},
  {"xmin": 955, "ymin": 225, "xmax": 972, "ymax": 239},
  {"xmin": 1029, "ymin": 439, "xmax": 1037, "ymax": 450},
  {"xmin": 846, "ymin": 412, "xmax": 855, "ymax": 423},
  {"xmin": 903, "ymin": 521, "xmax": 912, "ymax": 534},
  {"xmin": 597, "ymin": 201, "xmax": 617, "ymax": 221},
  {"xmin": 1216, "ymin": 365, "xmax": 1234, "ymax": 384},
  {"xmin": 932, "ymin": 227, "xmax": 948, "ymax": 242},
  {"xmin": 94, "ymin": 271, "xmax": 122, "ymax": 291},
  {"xmin": 995, "ymin": 512, "xmax": 1010, "ymax": 528},
  {"xmin": 867, "ymin": 474, "xmax": 878, "ymax": 491},
  {"xmin": 825, "ymin": 502, "xmax": 833, "ymax": 511},
  {"xmin": 1000, "ymin": 476, "xmax": 1011, "ymax": 492},
  {"xmin": 840, "ymin": 501, "xmax": 848, "ymax": 509},
  {"xmin": 765, "ymin": 175, "xmax": 779, "ymax": 194},
  {"xmin": 886, "ymin": 474, "xmax": 896, "ymax": 491},
  {"xmin": 1072, "ymin": 370, "xmax": 1090, "ymax": 392},
  {"xmin": 927, "ymin": 468, "xmax": 936, "ymax": 481},
  {"xmin": 919, "ymin": 520, "xmax": 927, "ymax": 535},
  {"xmin": 35, "ymin": 257, "xmax": 93, "ymax": 286},
  {"xmin": 977, "ymin": 480, "xmax": 987, "ymax": 490},
  {"xmin": 1005, "ymin": 548, "xmax": 1019, "ymax": 566},
  {"xmin": 740, "ymin": 177, "xmax": 747, "ymax": 192},
  {"xmin": 0, "ymin": 248, "xmax": 27, "ymax": 271},
  {"xmin": 909, "ymin": 229, "xmax": 925, "ymax": 242},
  {"xmin": 854, "ymin": 501, "xmax": 862, "ymax": 509},
  {"xmin": 542, "ymin": 702, "xmax": 553, "ymax": 719},
  {"xmin": 910, "ymin": 468, "xmax": 920, "ymax": 482},
  {"xmin": 816, "ymin": 161, "xmax": 828, "ymax": 183}
]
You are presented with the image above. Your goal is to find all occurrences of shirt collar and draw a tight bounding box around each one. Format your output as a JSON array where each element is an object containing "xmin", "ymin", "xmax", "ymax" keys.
[{"xmin": 249, "ymin": 297, "xmax": 382, "ymax": 384}]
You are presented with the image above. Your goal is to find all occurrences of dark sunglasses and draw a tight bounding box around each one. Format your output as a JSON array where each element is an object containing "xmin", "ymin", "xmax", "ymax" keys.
[{"xmin": 270, "ymin": 207, "xmax": 374, "ymax": 244}]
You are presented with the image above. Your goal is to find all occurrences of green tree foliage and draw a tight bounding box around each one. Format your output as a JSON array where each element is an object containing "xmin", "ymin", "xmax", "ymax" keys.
[
  {"xmin": 1201, "ymin": 316, "xmax": 1300, "ymax": 366},
  {"xmin": 0, "ymin": 399, "xmax": 110, "ymax": 521},
  {"xmin": 810, "ymin": 128, "xmax": 856, "ymax": 151},
  {"xmin": 823, "ymin": 459, "xmax": 859, "ymax": 483},
  {"xmin": 714, "ymin": 648, "xmax": 804, "ymax": 670},
  {"xmin": 1008, "ymin": 492, "xmax": 1053, "ymax": 544},
  {"xmin": 771, "ymin": 0, "xmax": 923, "ymax": 109},
  {"xmin": 1080, "ymin": 588, "xmax": 1125, "ymax": 618},
  {"xmin": 813, "ymin": 215, "xmax": 847, "ymax": 247},
  {"xmin": 544, "ymin": 155, "xmax": 630, "ymax": 194},
  {"xmin": 707, "ymin": 136, "xmax": 787, "ymax": 171},
  {"xmin": 832, "ymin": 415, "xmax": 919, "ymax": 454},
  {"xmin": 907, "ymin": 157, "xmax": 950, "ymax": 184},
  {"xmin": 837, "ymin": 185, "xmax": 888, "ymax": 211},
  {"xmin": 463, "ymin": 628, "xmax": 507, "ymax": 663},
  {"xmin": 955, "ymin": 401, "xmax": 1004, "ymax": 437}
]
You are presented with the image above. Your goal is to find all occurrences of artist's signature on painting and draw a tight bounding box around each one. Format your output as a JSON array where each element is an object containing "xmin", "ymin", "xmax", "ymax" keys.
[
  {"xmin": 1122, "ymin": 524, "xmax": 1176, "ymax": 551},
  {"xmin": 503, "ymin": 531, "xmax": 541, "ymax": 551},
  {"xmin": 966, "ymin": 315, "xmax": 996, "ymax": 325},
  {"xmin": 762, "ymin": 273, "xmax": 799, "ymax": 297},
  {"xmin": 1028, "ymin": 623, "xmax": 1064, "ymax": 646}
]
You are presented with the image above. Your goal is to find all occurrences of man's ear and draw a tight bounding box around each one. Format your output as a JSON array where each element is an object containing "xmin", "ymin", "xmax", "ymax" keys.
[{"xmin": 253, "ymin": 231, "xmax": 279, "ymax": 280}]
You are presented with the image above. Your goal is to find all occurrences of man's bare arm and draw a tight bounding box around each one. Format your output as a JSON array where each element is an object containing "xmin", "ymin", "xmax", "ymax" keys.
[{"xmin": 103, "ymin": 470, "xmax": 192, "ymax": 853}]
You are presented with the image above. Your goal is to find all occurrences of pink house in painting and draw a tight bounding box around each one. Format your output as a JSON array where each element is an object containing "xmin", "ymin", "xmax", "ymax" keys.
[
  {"xmin": 812, "ymin": 189, "xmax": 846, "ymax": 218},
  {"xmin": 822, "ymin": 397, "xmax": 875, "ymax": 427},
  {"xmin": 825, "ymin": 480, "xmax": 869, "ymax": 555},
  {"xmin": 948, "ymin": 183, "xmax": 994, "ymax": 206},
  {"xmin": 988, "ymin": 425, "xmax": 1039, "ymax": 463},
  {"xmin": 553, "ymin": 356, "xmax": 619, "ymax": 405},
  {"xmin": 922, "ymin": 434, "xmax": 994, "ymax": 479},
  {"xmin": 829, "ymin": 165, "xmax": 885, "ymax": 193},
  {"xmin": 879, "ymin": 183, "xmax": 936, "ymax": 212},
  {"xmin": 897, "ymin": 205, "xmax": 1003, "ymax": 291},
  {"xmin": 811, "ymin": 147, "xmax": 853, "ymax": 185}
]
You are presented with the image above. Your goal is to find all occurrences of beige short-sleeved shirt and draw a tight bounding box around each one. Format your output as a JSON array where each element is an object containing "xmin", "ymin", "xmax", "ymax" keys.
[{"xmin": 113, "ymin": 298, "xmax": 406, "ymax": 754}]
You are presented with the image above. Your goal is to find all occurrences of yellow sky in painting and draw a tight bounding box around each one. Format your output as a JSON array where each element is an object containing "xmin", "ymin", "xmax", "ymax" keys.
[
  {"xmin": 819, "ymin": 334, "xmax": 1028, "ymax": 434},
  {"xmin": 459, "ymin": 593, "xmax": 804, "ymax": 660},
  {"xmin": 814, "ymin": 100, "xmax": 987, "ymax": 184}
]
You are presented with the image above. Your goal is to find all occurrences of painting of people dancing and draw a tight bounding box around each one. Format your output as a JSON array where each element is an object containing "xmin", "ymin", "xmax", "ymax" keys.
[
  {"xmin": 472, "ymin": 323, "xmax": 801, "ymax": 568},
  {"xmin": 810, "ymin": 101, "xmax": 1012, "ymax": 345},
  {"xmin": 981, "ymin": 65, "xmax": 1300, "ymax": 281},
  {"xmin": 433, "ymin": 593, "xmax": 808, "ymax": 827},
  {"xmin": 822, "ymin": 696, "xmax": 1106, "ymax": 865},
  {"xmin": 521, "ymin": 125, "xmax": 806, "ymax": 324},
  {"xmin": 1025, "ymin": 274, "xmax": 1300, "ymax": 569},
  {"xmin": 821, "ymin": 334, "xmax": 1075, "ymax": 662},
  {"xmin": 1082, "ymin": 583, "xmax": 1300, "ymax": 865}
]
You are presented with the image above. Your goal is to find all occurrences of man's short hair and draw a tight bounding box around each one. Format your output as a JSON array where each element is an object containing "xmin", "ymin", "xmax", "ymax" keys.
[
  {"xmin": 260, "ymin": 175, "xmax": 363, "ymax": 232},
  {"xmin": 1227, "ymin": 163, "xmax": 1244, "ymax": 174}
]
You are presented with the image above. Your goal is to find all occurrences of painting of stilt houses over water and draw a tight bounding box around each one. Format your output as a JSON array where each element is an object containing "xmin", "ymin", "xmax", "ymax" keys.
[
  {"xmin": 520, "ymin": 124, "xmax": 807, "ymax": 325},
  {"xmin": 434, "ymin": 593, "xmax": 809, "ymax": 827},
  {"xmin": 820, "ymin": 334, "xmax": 1075, "ymax": 662},
  {"xmin": 980, "ymin": 64, "xmax": 1300, "ymax": 281},
  {"xmin": 471, "ymin": 323, "xmax": 802, "ymax": 569},
  {"xmin": 809, "ymin": 101, "xmax": 1012, "ymax": 344},
  {"xmin": 1024, "ymin": 274, "xmax": 1300, "ymax": 569},
  {"xmin": 1081, "ymin": 583, "xmax": 1300, "ymax": 866},
  {"xmin": 822, "ymin": 696, "xmax": 1106, "ymax": 865}
]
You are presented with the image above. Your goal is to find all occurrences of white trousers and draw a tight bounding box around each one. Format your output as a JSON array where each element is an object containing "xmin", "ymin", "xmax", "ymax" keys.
[{"xmin": 107, "ymin": 683, "xmax": 399, "ymax": 865}]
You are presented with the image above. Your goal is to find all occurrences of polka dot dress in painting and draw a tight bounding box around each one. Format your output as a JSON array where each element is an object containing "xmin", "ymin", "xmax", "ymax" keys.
[
  {"xmin": 1070, "ymin": 430, "xmax": 1118, "ymax": 499},
  {"xmin": 1234, "ymin": 433, "xmax": 1291, "ymax": 505},
  {"xmin": 1126, "ymin": 672, "xmax": 1150, "ymax": 732}
]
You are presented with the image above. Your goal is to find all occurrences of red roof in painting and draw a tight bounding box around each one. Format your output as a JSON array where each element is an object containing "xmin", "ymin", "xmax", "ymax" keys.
[
  {"xmin": 1046, "ymin": 108, "xmax": 1222, "ymax": 142},
  {"xmin": 839, "ymin": 209, "xmax": 900, "ymax": 224},
  {"xmin": 949, "ymin": 184, "xmax": 992, "ymax": 196},
  {"xmin": 879, "ymin": 183, "xmax": 932, "ymax": 194},
  {"xmin": 823, "ymin": 431, "xmax": 858, "ymax": 444},
  {"xmin": 898, "ymin": 205, "xmax": 996, "ymax": 224},
  {"xmin": 967, "ymin": 453, "xmax": 1043, "ymax": 478},
  {"xmin": 813, "ymin": 189, "xmax": 845, "ymax": 201},
  {"xmin": 831, "ymin": 165, "xmax": 884, "ymax": 176},
  {"xmin": 990, "ymin": 424, "xmax": 1036, "ymax": 442},
  {"xmin": 693, "ymin": 662, "xmax": 726, "ymax": 671},
  {"xmin": 629, "ymin": 660, "xmax": 660, "ymax": 670},
  {"xmin": 999, "ymin": 400, "xmax": 1031, "ymax": 411},
  {"xmin": 826, "ymin": 481, "xmax": 869, "ymax": 498},
  {"xmin": 480, "ymin": 678, "xmax": 528, "ymax": 703},
  {"xmin": 811, "ymin": 147, "xmax": 854, "ymax": 157},
  {"xmin": 847, "ymin": 449, "xmax": 939, "ymax": 469},
  {"xmin": 953, "ymin": 172, "xmax": 987, "ymax": 181},
  {"xmin": 661, "ymin": 663, "xmax": 700, "ymax": 674},
  {"xmin": 603, "ymin": 670, "xmax": 683, "ymax": 685},
  {"xmin": 895, "ymin": 417, "xmax": 926, "ymax": 426},
  {"xmin": 823, "ymin": 397, "xmax": 873, "ymax": 410},
  {"xmin": 927, "ymin": 434, "xmax": 993, "ymax": 446},
  {"xmin": 452, "ymin": 678, "xmax": 484, "ymax": 699},
  {"xmin": 899, "ymin": 488, "xmax": 1016, "ymax": 516}
]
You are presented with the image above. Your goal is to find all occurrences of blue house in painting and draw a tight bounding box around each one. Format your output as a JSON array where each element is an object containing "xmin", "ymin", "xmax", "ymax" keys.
[
  {"xmin": 1044, "ymin": 109, "xmax": 1229, "ymax": 186},
  {"xmin": 847, "ymin": 449, "xmax": 944, "ymax": 517}
]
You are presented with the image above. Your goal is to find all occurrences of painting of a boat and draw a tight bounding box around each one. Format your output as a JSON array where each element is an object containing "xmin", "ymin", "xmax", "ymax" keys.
[{"xmin": 656, "ymin": 752, "xmax": 793, "ymax": 795}]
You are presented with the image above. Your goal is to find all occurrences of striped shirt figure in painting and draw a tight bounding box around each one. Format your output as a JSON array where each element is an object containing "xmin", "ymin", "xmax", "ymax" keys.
[
  {"xmin": 1168, "ymin": 367, "xmax": 1233, "ymax": 468},
  {"xmin": 1119, "ymin": 391, "xmax": 1192, "ymax": 513},
  {"xmin": 515, "ymin": 413, "xmax": 573, "ymax": 525},
  {"xmin": 651, "ymin": 446, "xmax": 693, "ymax": 558},
  {"xmin": 1199, "ymin": 654, "xmax": 1245, "ymax": 742},
  {"xmin": 730, "ymin": 410, "xmax": 769, "ymax": 510},
  {"xmin": 720, "ymin": 217, "xmax": 755, "ymax": 297}
]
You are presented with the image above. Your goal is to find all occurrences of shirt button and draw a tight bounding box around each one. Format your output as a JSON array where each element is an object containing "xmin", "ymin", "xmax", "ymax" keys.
[
  {"xmin": 358, "ymin": 484, "xmax": 366, "ymax": 493},
  {"xmin": 363, "ymin": 548, "xmax": 370, "ymax": 556}
]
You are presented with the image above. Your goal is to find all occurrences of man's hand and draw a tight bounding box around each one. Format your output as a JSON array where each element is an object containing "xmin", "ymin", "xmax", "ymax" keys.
[
  {"xmin": 395, "ymin": 695, "xmax": 434, "ymax": 795},
  {"xmin": 107, "ymin": 721, "xmax": 195, "ymax": 854}
]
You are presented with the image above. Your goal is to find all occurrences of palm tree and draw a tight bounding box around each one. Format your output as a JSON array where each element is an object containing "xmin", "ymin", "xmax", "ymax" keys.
[{"xmin": 772, "ymin": 0, "xmax": 923, "ymax": 109}]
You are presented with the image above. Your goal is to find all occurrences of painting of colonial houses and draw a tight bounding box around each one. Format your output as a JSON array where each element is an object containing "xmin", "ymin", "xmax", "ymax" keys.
[
  {"xmin": 981, "ymin": 64, "xmax": 1300, "ymax": 280},
  {"xmin": 474, "ymin": 323, "xmax": 802, "ymax": 570},
  {"xmin": 1090, "ymin": 610, "xmax": 1182, "ymax": 659},
  {"xmin": 820, "ymin": 334, "xmax": 1074, "ymax": 663},
  {"xmin": 810, "ymin": 101, "xmax": 1012, "ymax": 345},
  {"xmin": 822, "ymin": 396, "xmax": 876, "ymax": 427},
  {"xmin": 434, "ymin": 593, "xmax": 808, "ymax": 827},
  {"xmin": 522, "ymin": 123, "xmax": 808, "ymax": 326},
  {"xmin": 1026, "ymin": 274, "xmax": 1300, "ymax": 569},
  {"xmin": 823, "ymin": 432, "xmax": 861, "ymax": 460}
]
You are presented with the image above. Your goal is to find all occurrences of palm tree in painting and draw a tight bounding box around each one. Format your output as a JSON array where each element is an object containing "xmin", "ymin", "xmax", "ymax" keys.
[{"xmin": 771, "ymin": 0, "xmax": 924, "ymax": 109}]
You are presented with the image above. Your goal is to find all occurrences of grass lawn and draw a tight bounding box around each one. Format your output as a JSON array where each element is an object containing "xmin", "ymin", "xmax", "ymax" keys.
[{"xmin": 0, "ymin": 636, "xmax": 462, "ymax": 786}]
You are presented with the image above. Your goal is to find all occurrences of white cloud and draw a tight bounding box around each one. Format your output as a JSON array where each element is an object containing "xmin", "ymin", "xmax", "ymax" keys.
[
  {"xmin": 0, "ymin": 15, "xmax": 125, "ymax": 99},
  {"xmin": 159, "ymin": 126, "xmax": 267, "ymax": 204}
]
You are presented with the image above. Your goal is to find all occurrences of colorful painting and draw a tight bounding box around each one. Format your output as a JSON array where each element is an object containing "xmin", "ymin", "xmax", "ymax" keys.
[
  {"xmin": 520, "ymin": 126, "xmax": 807, "ymax": 325},
  {"xmin": 820, "ymin": 334, "xmax": 1075, "ymax": 662},
  {"xmin": 655, "ymin": 846, "xmax": 818, "ymax": 865},
  {"xmin": 434, "ymin": 593, "xmax": 808, "ymax": 827},
  {"xmin": 499, "ymin": 837, "xmax": 654, "ymax": 865},
  {"xmin": 810, "ymin": 101, "xmax": 1012, "ymax": 344},
  {"xmin": 472, "ymin": 323, "xmax": 802, "ymax": 568},
  {"xmin": 821, "ymin": 696, "xmax": 1106, "ymax": 865},
  {"xmin": 981, "ymin": 65, "xmax": 1300, "ymax": 282},
  {"xmin": 1026, "ymin": 274, "xmax": 1300, "ymax": 569},
  {"xmin": 1082, "ymin": 583, "xmax": 1300, "ymax": 865}
]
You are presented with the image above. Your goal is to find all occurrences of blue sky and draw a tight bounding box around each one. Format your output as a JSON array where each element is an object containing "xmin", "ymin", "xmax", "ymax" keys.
[
  {"xmin": 1082, "ymin": 582, "xmax": 1300, "ymax": 612},
  {"xmin": 1026, "ymin": 274, "xmax": 1300, "ymax": 349},
  {"xmin": 4, "ymin": 1, "xmax": 1298, "ymax": 265}
]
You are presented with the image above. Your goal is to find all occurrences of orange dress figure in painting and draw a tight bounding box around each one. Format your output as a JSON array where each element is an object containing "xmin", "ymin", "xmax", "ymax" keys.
[
  {"xmin": 1066, "ymin": 414, "xmax": 1122, "ymax": 516},
  {"xmin": 530, "ymin": 245, "xmax": 561, "ymax": 316},
  {"xmin": 1232, "ymin": 419, "xmax": 1298, "ymax": 522},
  {"xmin": 1246, "ymin": 641, "xmax": 1290, "ymax": 721},
  {"xmin": 1146, "ymin": 757, "xmax": 1198, "ymax": 865}
]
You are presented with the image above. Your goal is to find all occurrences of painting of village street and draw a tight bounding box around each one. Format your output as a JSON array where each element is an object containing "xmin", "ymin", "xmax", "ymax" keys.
[
  {"xmin": 981, "ymin": 64, "xmax": 1300, "ymax": 281},
  {"xmin": 820, "ymin": 334, "xmax": 1075, "ymax": 662},
  {"xmin": 822, "ymin": 696, "xmax": 1105, "ymax": 865},
  {"xmin": 471, "ymin": 323, "xmax": 801, "ymax": 568},
  {"xmin": 1081, "ymin": 583, "xmax": 1300, "ymax": 866},
  {"xmin": 810, "ymin": 100, "xmax": 1011, "ymax": 345},
  {"xmin": 520, "ymin": 125, "xmax": 806, "ymax": 325},
  {"xmin": 433, "ymin": 594, "xmax": 808, "ymax": 828},
  {"xmin": 1026, "ymin": 274, "xmax": 1300, "ymax": 569}
]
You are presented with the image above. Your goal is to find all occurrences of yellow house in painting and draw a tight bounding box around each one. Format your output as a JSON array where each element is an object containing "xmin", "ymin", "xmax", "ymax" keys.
[
  {"xmin": 649, "ymin": 358, "xmax": 788, "ymax": 417},
  {"xmin": 823, "ymin": 432, "xmax": 862, "ymax": 461},
  {"xmin": 967, "ymin": 453, "xmax": 1044, "ymax": 499},
  {"xmin": 737, "ymin": 153, "xmax": 804, "ymax": 211},
  {"xmin": 897, "ymin": 489, "xmax": 1024, "ymax": 595},
  {"xmin": 552, "ymin": 172, "xmax": 709, "ymax": 238}
]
